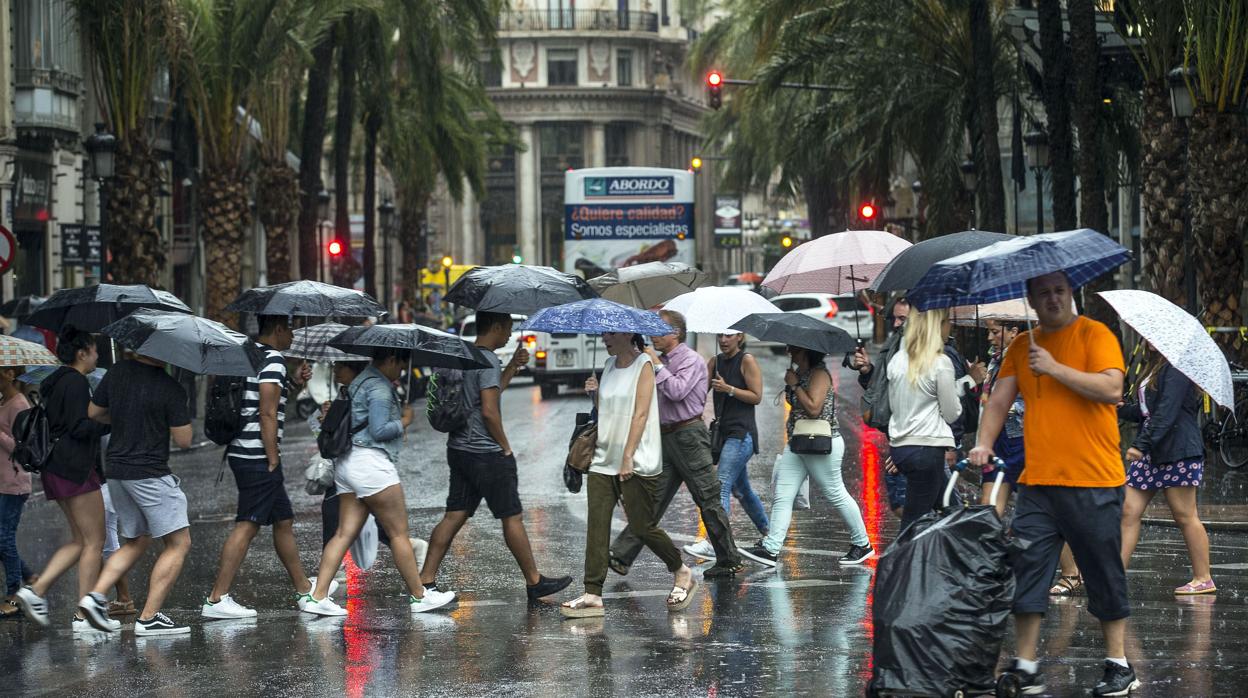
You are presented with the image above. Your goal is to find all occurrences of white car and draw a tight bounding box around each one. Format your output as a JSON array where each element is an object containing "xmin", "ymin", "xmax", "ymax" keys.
[
  {"xmin": 457, "ymin": 313, "xmax": 529, "ymax": 371},
  {"xmin": 756, "ymin": 293, "xmax": 873, "ymax": 353}
]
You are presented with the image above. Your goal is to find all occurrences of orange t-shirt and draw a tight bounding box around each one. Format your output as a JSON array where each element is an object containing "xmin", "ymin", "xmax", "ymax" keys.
[{"xmin": 998, "ymin": 315, "xmax": 1125, "ymax": 487}]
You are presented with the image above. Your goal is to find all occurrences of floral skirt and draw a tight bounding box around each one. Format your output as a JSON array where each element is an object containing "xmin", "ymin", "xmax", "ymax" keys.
[{"xmin": 1126, "ymin": 454, "xmax": 1203, "ymax": 491}]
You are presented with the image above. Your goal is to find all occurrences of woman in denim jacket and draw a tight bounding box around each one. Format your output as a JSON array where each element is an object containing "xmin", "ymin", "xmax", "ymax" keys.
[{"xmin": 302, "ymin": 347, "xmax": 455, "ymax": 616}]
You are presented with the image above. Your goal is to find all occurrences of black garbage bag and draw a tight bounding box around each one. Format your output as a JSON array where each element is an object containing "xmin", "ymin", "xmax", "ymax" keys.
[{"xmin": 871, "ymin": 505, "xmax": 1015, "ymax": 696}]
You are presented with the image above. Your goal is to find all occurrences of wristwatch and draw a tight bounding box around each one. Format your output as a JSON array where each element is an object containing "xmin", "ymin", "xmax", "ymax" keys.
[{"xmin": 729, "ymin": 386, "xmax": 736, "ymax": 398}]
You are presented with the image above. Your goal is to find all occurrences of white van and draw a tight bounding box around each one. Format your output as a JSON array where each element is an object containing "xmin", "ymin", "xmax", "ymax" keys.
[{"xmin": 527, "ymin": 332, "xmax": 605, "ymax": 399}]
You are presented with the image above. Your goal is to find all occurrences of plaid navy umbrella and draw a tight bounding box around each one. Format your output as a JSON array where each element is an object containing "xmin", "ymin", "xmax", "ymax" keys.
[{"xmin": 907, "ymin": 229, "xmax": 1130, "ymax": 311}]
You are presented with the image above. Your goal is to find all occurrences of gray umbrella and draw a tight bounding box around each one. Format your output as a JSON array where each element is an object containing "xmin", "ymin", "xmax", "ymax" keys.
[
  {"xmin": 729, "ymin": 313, "xmax": 857, "ymax": 355},
  {"xmin": 0, "ymin": 295, "xmax": 46, "ymax": 322},
  {"xmin": 101, "ymin": 309, "xmax": 265, "ymax": 376},
  {"xmin": 26, "ymin": 284, "xmax": 192, "ymax": 332},
  {"xmin": 328, "ymin": 323, "xmax": 492, "ymax": 369},
  {"xmin": 588, "ymin": 261, "xmax": 709, "ymax": 309},
  {"xmin": 444, "ymin": 264, "xmax": 597, "ymax": 315},
  {"xmin": 226, "ymin": 280, "xmax": 385, "ymax": 318},
  {"xmin": 869, "ymin": 230, "xmax": 1013, "ymax": 293}
]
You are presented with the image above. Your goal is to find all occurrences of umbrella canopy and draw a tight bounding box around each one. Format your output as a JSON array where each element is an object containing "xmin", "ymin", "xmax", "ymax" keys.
[
  {"xmin": 869, "ymin": 231, "xmax": 1013, "ymax": 293},
  {"xmin": 588, "ymin": 261, "xmax": 709, "ymax": 309},
  {"xmin": 0, "ymin": 335, "xmax": 59, "ymax": 367},
  {"xmin": 729, "ymin": 313, "xmax": 857, "ymax": 355},
  {"xmin": 908, "ymin": 229, "xmax": 1130, "ymax": 311},
  {"xmin": 1098, "ymin": 290, "xmax": 1233, "ymax": 409},
  {"xmin": 0, "ymin": 295, "xmax": 46, "ymax": 321},
  {"xmin": 444, "ymin": 264, "xmax": 597, "ymax": 315},
  {"xmin": 286, "ymin": 323, "xmax": 368, "ymax": 362},
  {"xmin": 520, "ymin": 299, "xmax": 673, "ymax": 336},
  {"xmin": 19, "ymin": 365, "xmax": 106, "ymax": 390},
  {"xmin": 101, "ymin": 309, "xmax": 266, "ymax": 377},
  {"xmin": 26, "ymin": 284, "xmax": 192, "ymax": 332},
  {"xmin": 328, "ymin": 324, "xmax": 492, "ymax": 369},
  {"xmin": 950, "ymin": 299, "xmax": 1039, "ymax": 327},
  {"xmin": 762, "ymin": 230, "xmax": 912, "ymax": 295},
  {"xmin": 662, "ymin": 286, "xmax": 783, "ymax": 334},
  {"xmin": 226, "ymin": 280, "xmax": 385, "ymax": 318}
]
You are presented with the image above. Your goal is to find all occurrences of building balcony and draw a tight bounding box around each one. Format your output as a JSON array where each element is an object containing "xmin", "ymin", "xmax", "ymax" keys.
[{"xmin": 499, "ymin": 10, "xmax": 658, "ymax": 34}]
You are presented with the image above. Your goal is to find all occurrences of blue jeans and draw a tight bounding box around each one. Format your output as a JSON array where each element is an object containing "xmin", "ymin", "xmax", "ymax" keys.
[
  {"xmin": 0, "ymin": 493, "xmax": 33, "ymax": 595},
  {"xmin": 761, "ymin": 438, "xmax": 870, "ymax": 554},
  {"xmin": 717, "ymin": 434, "xmax": 769, "ymax": 535}
]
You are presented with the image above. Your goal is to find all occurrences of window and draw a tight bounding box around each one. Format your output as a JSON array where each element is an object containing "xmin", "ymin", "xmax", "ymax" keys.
[
  {"xmin": 547, "ymin": 48, "xmax": 578, "ymax": 86},
  {"xmin": 480, "ymin": 58, "xmax": 502, "ymax": 88},
  {"xmin": 774, "ymin": 298, "xmax": 822, "ymax": 312},
  {"xmin": 616, "ymin": 49, "xmax": 633, "ymax": 86},
  {"xmin": 605, "ymin": 123, "xmax": 629, "ymax": 166}
]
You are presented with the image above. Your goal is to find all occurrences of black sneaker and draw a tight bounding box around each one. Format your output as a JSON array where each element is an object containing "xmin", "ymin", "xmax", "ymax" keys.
[
  {"xmin": 839, "ymin": 544, "xmax": 876, "ymax": 566},
  {"xmin": 737, "ymin": 544, "xmax": 778, "ymax": 568},
  {"xmin": 1002, "ymin": 659, "xmax": 1046, "ymax": 696},
  {"xmin": 702, "ymin": 560, "xmax": 746, "ymax": 578},
  {"xmin": 1093, "ymin": 660, "xmax": 1140, "ymax": 696},
  {"xmin": 134, "ymin": 612, "xmax": 190, "ymax": 636},
  {"xmin": 77, "ymin": 592, "xmax": 113, "ymax": 632},
  {"xmin": 527, "ymin": 574, "xmax": 573, "ymax": 600}
]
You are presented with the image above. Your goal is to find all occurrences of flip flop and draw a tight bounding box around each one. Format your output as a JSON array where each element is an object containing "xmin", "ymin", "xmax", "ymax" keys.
[
  {"xmin": 560, "ymin": 597, "xmax": 605, "ymax": 618},
  {"xmin": 1049, "ymin": 575, "xmax": 1083, "ymax": 596},
  {"xmin": 666, "ymin": 579, "xmax": 698, "ymax": 612}
]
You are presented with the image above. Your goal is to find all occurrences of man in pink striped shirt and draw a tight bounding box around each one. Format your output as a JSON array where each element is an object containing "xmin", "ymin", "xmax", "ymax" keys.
[{"xmin": 608, "ymin": 310, "xmax": 745, "ymax": 577}]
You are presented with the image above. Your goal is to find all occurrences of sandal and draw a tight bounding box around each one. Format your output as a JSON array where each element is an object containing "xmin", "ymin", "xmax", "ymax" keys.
[
  {"xmin": 560, "ymin": 596, "xmax": 605, "ymax": 618},
  {"xmin": 108, "ymin": 600, "xmax": 138, "ymax": 617},
  {"xmin": 666, "ymin": 579, "xmax": 699, "ymax": 612},
  {"xmin": 1049, "ymin": 575, "xmax": 1083, "ymax": 596},
  {"xmin": 1, "ymin": 600, "xmax": 20, "ymax": 619},
  {"xmin": 608, "ymin": 557, "xmax": 629, "ymax": 577}
]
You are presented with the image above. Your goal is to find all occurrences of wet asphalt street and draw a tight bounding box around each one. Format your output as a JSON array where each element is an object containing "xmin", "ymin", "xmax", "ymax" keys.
[{"xmin": 3, "ymin": 349, "xmax": 1248, "ymax": 697}]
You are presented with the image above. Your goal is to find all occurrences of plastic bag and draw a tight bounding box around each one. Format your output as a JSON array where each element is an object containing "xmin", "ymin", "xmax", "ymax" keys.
[
  {"xmin": 349, "ymin": 515, "xmax": 379, "ymax": 570},
  {"xmin": 768, "ymin": 453, "xmax": 810, "ymax": 510},
  {"xmin": 304, "ymin": 455, "xmax": 334, "ymax": 496}
]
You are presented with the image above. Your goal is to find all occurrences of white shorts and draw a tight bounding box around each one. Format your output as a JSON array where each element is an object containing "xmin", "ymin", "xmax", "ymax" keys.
[{"xmin": 334, "ymin": 447, "xmax": 400, "ymax": 499}]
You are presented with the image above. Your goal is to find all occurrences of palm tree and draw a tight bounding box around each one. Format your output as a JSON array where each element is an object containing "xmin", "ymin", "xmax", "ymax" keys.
[
  {"xmin": 969, "ymin": 0, "xmax": 1006, "ymax": 232},
  {"xmin": 252, "ymin": 53, "xmax": 303, "ymax": 284},
  {"xmin": 70, "ymin": 0, "xmax": 176, "ymax": 286},
  {"xmin": 297, "ymin": 36, "xmax": 335, "ymax": 282},
  {"xmin": 329, "ymin": 13, "xmax": 360, "ymax": 288},
  {"xmin": 1036, "ymin": 0, "xmax": 1077, "ymax": 230}
]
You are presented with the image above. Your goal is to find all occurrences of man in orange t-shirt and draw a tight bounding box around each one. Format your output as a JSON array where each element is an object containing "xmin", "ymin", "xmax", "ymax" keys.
[{"xmin": 971, "ymin": 271, "xmax": 1138, "ymax": 697}]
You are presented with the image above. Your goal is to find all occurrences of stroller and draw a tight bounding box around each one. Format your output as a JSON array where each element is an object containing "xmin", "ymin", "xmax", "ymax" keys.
[{"xmin": 867, "ymin": 460, "xmax": 1020, "ymax": 698}]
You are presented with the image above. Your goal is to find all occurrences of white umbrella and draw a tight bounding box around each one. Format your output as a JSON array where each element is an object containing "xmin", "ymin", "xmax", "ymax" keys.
[
  {"xmin": 1097, "ymin": 289, "xmax": 1233, "ymax": 408},
  {"xmin": 950, "ymin": 299, "xmax": 1039, "ymax": 327},
  {"xmin": 588, "ymin": 261, "xmax": 709, "ymax": 309},
  {"xmin": 662, "ymin": 286, "xmax": 782, "ymax": 334}
]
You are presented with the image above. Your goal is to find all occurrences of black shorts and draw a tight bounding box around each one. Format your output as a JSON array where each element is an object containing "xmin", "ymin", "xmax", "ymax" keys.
[
  {"xmin": 1011, "ymin": 485, "xmax": 1130, "ymax": 621},
  {"xmin": 445, "ymin": 448, "xmax": 523, "ymax": 519},
  {"xmin": 229, "ymin": 459, "xmax": 294, "ymax": 527}
]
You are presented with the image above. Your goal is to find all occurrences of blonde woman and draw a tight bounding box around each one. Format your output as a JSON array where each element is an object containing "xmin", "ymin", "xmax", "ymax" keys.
[{"xmin": 886, "ymin": 308, "xmax": 963, "ymax": 530}]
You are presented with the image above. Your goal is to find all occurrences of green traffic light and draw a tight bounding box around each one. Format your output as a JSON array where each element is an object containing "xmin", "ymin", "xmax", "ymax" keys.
[{"xmin": 512, "ymin": 254, "xmax": 523, "ymax": 264}]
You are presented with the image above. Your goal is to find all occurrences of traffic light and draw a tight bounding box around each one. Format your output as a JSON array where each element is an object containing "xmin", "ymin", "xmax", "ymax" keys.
[
  {"xmin": 441, "ymin": 255, "xmax": 453, "ymax": 268},
  {"xmin": 859, "ymin": 202, "xmax": 877, "ymax": 221},
  {"xmin": 327, "ymin": 239, "xmax": 344, "ymax": 257},
  {"xmin": 781, "ymin": 235, "xmax": 794, "ymax": 248},
  {"xmin": 707, "ymin": 71, "xmax": 723, "ymax": 110},
  {"xmin": 690, "ymin": 156, "xmax": 703, "ymax": 171}
]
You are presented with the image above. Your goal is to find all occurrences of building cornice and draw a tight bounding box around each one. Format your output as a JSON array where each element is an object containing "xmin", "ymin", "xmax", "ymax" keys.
[{"xmin": 487, "ymin": 87, "xmax": 707, "ymax": 129}]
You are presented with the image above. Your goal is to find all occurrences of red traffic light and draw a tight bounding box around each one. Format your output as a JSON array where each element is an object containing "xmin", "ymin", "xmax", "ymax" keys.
[
  {"xmin": 859, "ymin": 203, "xmax": 876, "ymax": 220},
  {"xmin": 707, "ymin": 70, "xmax": 723, "ymax": 87},
  {"xmin": 328, "ymin": 239, "xmax": 344, "ymax": 256}
]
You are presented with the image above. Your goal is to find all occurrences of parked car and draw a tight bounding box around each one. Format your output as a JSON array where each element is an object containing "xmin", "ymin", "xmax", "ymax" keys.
[
  {"xmin": 755, "ymin": 293, "xmax": 873, "ymax": 353},
  {"xmin": 458, "ymin": 313, "xmax": 529, "ymax": 373}
]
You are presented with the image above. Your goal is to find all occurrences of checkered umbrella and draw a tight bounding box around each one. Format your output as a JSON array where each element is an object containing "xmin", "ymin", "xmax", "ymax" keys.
[
  {"xmin": 0, "ymin": 335, "xmax": 59, "ymax": 368},
  {"xmin": 286, "ymin": 323, "xmax": 368, "ymax": 362},
  {"xmin": 908, "ymin": 229, "xmax": 1131, "ymax": 311}
]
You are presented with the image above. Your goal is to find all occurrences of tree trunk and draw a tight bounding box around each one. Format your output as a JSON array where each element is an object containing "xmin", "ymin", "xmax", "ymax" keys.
[
  {"xmin": 105, "ymin": 138, "xmax": 165, "ymax": 287},
  {"xmin": 968, "ymin": 0, "xmax": 1006, "ymax": 232},
  {"xmin": 256, "ymin": 160, "xmax": 298, "ymax": 284},
  {"xmin": 363, "ymin": 111, "xmax": 380, "ymax": 300},
  {"xmin": 298, "ymin": 37, "xmax": 334, "ymax": 281},
  {"xmin": 1139, "ymin": 78, "xmax": 1187, "ymax": 307},
  {"xmin": 331, "ymin": 15, "xmax": 359, "ymax": 288},
  {"xmin": 1189, "ymin": 109, "xmax": 1248, "ymax": 356},
  {"xmin": 397, "ymin": 198, "xmax": 429, "ymax": 307},
  {"xmin": 802, "ymin": 169, "xmax": 846, "ymax": 238},
  {"xmin": 200, "ymin": 167, "xmax": 250, "ymax": 327},
  {"xmin": 1036, "ymin": 0, "xmax": 1077, "ymax": 230}
]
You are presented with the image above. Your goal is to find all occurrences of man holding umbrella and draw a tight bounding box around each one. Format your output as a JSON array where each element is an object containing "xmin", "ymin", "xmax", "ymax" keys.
[{"xmin": 970, "ymin": 271, "xmax": 1137, "ymax": 696}]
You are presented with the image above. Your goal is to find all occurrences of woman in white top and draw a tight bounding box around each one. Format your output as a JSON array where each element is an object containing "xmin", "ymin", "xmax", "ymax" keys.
[
  {"xmin": 560, "ymin": 332, "xmax": 695, "ymax": 618},
  {"xmin": 886, "ymin": 308, "xmax": 963, "ymax": 530}
]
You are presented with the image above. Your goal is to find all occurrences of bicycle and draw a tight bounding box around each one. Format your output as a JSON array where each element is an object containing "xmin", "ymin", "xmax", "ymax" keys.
[{"xmin": 1200, "ymin": 364, "xmax": 1248, "ymax": 469}]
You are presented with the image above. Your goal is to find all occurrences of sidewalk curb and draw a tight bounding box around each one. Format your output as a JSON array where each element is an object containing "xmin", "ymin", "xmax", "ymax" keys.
[{"xmin": 1142, "ymin": 516, "xmax": 1248, "ymax": 532}]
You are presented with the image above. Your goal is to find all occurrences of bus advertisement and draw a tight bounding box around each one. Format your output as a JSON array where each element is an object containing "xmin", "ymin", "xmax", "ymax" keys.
[{"xmin": 563, "ymin": 167, "xmax": 695, "ymax": 276}]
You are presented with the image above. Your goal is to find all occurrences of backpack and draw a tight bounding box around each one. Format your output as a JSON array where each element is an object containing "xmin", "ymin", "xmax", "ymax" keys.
[
  {"xmin": 317, "ymin": 383, "xmax": 372, "ymax": 460},
  {"xmin": 11, "ymin": 398, "xmax": 56, "ymax": 473},
  {"xmin": 861, "ymin": 335, "xmax": 900, "ymax": 433},
  {"xmin": 205, "ymin": 375, "xmax": 247, "ymax": 445},
  {"xmin": 426, "ymin": 367, "xmax": 469, "ymax": 433}
]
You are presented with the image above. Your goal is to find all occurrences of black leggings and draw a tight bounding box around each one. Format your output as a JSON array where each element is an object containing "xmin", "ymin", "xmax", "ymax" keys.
[{"xmin": 891, "ymin": 445, "xmax": 949, "ymax": 531}]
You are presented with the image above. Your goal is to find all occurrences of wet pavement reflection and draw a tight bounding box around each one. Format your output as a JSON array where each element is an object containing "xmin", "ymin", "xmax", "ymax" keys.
[{"xmin": 2, "ymin": 352, "xmax": 1246, "ymax": 696}]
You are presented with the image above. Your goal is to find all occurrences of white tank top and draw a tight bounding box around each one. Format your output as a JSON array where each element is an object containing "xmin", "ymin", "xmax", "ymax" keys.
[{"xmin": 590, "ymin": 353, "xmax": 662, "ymax": 477}]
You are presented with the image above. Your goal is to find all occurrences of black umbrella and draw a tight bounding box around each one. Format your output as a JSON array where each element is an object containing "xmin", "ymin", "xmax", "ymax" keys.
[
  {"xmin": 444, "ymin": 264, "xmax": 597, "ymax": 315},
  {"xmin": 0, "ymin": 295, "xmax": 46, "ymax": 322},
  {"xmin": 868, "ymin": 231, "xmax": 1013, "ymax": 293},
  {"xmin": 328, "ymin": 323, "xmax": 492, "ymax": 369},
  {"xmin": 26, "ymin": 284, "xmax": 192, "ymax": 332},
  {"xmin": 101, "ymin": 309, "xmax": 265, "ymax": 377},
  {"xmin": 730, "ymin": 313, "xmax": 857, "ymax": 355},
  {"xmin": 226, "ymin": 280, "xmax": 386, "ymax": 318}
]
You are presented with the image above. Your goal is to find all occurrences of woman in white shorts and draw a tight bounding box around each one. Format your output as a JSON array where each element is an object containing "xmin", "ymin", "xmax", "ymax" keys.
[{"xmin": 302, "ymin": 347, "xmax": 455, "ymax": 616}]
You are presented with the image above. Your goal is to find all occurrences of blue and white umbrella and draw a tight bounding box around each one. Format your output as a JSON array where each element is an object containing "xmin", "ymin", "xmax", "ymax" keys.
[
  {"xmin": 520, "ymin": 299, "xmax": 674, "ymax": 336},
  {"xmin": 908, "ymin": 229, "xmax": 1130, "ymax": 311}
]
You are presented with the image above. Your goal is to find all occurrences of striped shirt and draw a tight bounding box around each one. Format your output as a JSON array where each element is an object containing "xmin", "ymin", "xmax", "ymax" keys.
[{"xmin": 227, "ymin": 344, "xmax": 287, "ymax": 460}]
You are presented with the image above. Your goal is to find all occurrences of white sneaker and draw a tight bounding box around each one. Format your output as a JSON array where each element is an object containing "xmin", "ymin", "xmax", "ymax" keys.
[
  {"xmin": 410, "ymin": 589, "xmax": 456, "ymax": 614},
  {"xmin": 15, "ymin": 586, "xmax": 49, "ymax": 627},
  {"xmin": 201, "ymin": 594, "xmax": 257, "ymax": 619},
  {"xmin": 73, "ymin": 615, "xmax": 120, "ymax": 632},
  {"xmin": 134, "ymin": 612, "xmax": 190, "ymax": 636},
  {"xmin": 410, "ymin": 538, "xmax": 429, "ymax": 570},
  {"xmin": 682, "ymin": 539, "xmax": 717, "ymax": 560},
  {"xmin": 300, "ymin": 595, "xmax": 347, "ymax": 617},
  {"xmin": 296, "ymin": 577, "xmax": 341, "ymax": 610}
]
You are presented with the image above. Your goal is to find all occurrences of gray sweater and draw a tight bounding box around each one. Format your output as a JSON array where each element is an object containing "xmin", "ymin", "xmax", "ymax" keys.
[{"xmin": 886, "ymin": 351, "xmax": 962, "ymax": 448}]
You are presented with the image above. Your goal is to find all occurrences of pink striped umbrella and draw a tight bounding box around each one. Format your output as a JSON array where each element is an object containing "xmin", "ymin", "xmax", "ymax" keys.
[{"xmin": 762, "ymin": 230, "xmax": 913, "ymax": 295}]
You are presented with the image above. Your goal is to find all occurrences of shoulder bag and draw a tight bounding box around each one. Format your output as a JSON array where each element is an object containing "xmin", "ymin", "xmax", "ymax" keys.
[{"xmin": 790, "ymin": 418, "xmax": 833, "ymax": 455}]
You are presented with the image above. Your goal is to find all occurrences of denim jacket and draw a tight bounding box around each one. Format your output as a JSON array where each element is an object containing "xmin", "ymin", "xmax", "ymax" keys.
[{"xmin": 349, "ymin": 366, "xmax": 404, "ymax": 463}]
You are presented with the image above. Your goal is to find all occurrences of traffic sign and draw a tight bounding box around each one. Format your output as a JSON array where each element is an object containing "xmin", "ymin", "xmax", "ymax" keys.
[{"xmin": 0, "ymin": 224, "xmax": 15, "ymax": 275}]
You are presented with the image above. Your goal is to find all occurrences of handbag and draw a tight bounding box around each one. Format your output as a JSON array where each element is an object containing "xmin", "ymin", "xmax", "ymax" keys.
[
  {"xmin": 566, "ymin": 410, "xmax": 598, "ymax": 473},
  {"xmin": 709, "ymin": 356, "xmax": 725, "ymax": 462},
  {"xmin": 790, "ymin": 418, "xmax": 833, "ymax": 455}
]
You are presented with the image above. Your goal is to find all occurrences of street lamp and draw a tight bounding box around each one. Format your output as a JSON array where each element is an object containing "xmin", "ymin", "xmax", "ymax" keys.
[
  {"xmin": 1023, "ymin": 129, "xmax": 1049, "ymax": 236},
  {"xmin": 960, "ymin": 158, "xmax": 977, "ymax": 229},
  {"xmin": 316, "ymin": 187, "xmax": 331, "ymax": 281},
  {"xmin": 84, "ymin": 123, "xmax": 116, "ymax": 281},
  {"xmin": 378, "ymin": 199, "xmax": 395, "ymax": 313},
  {"xmin": 1167, "ymin": 66, "xmax": 1196, "ymax": 120},
  {"xmin": 1169, "ymin": 65, "xmax": 1198, "ymax": 314}
]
